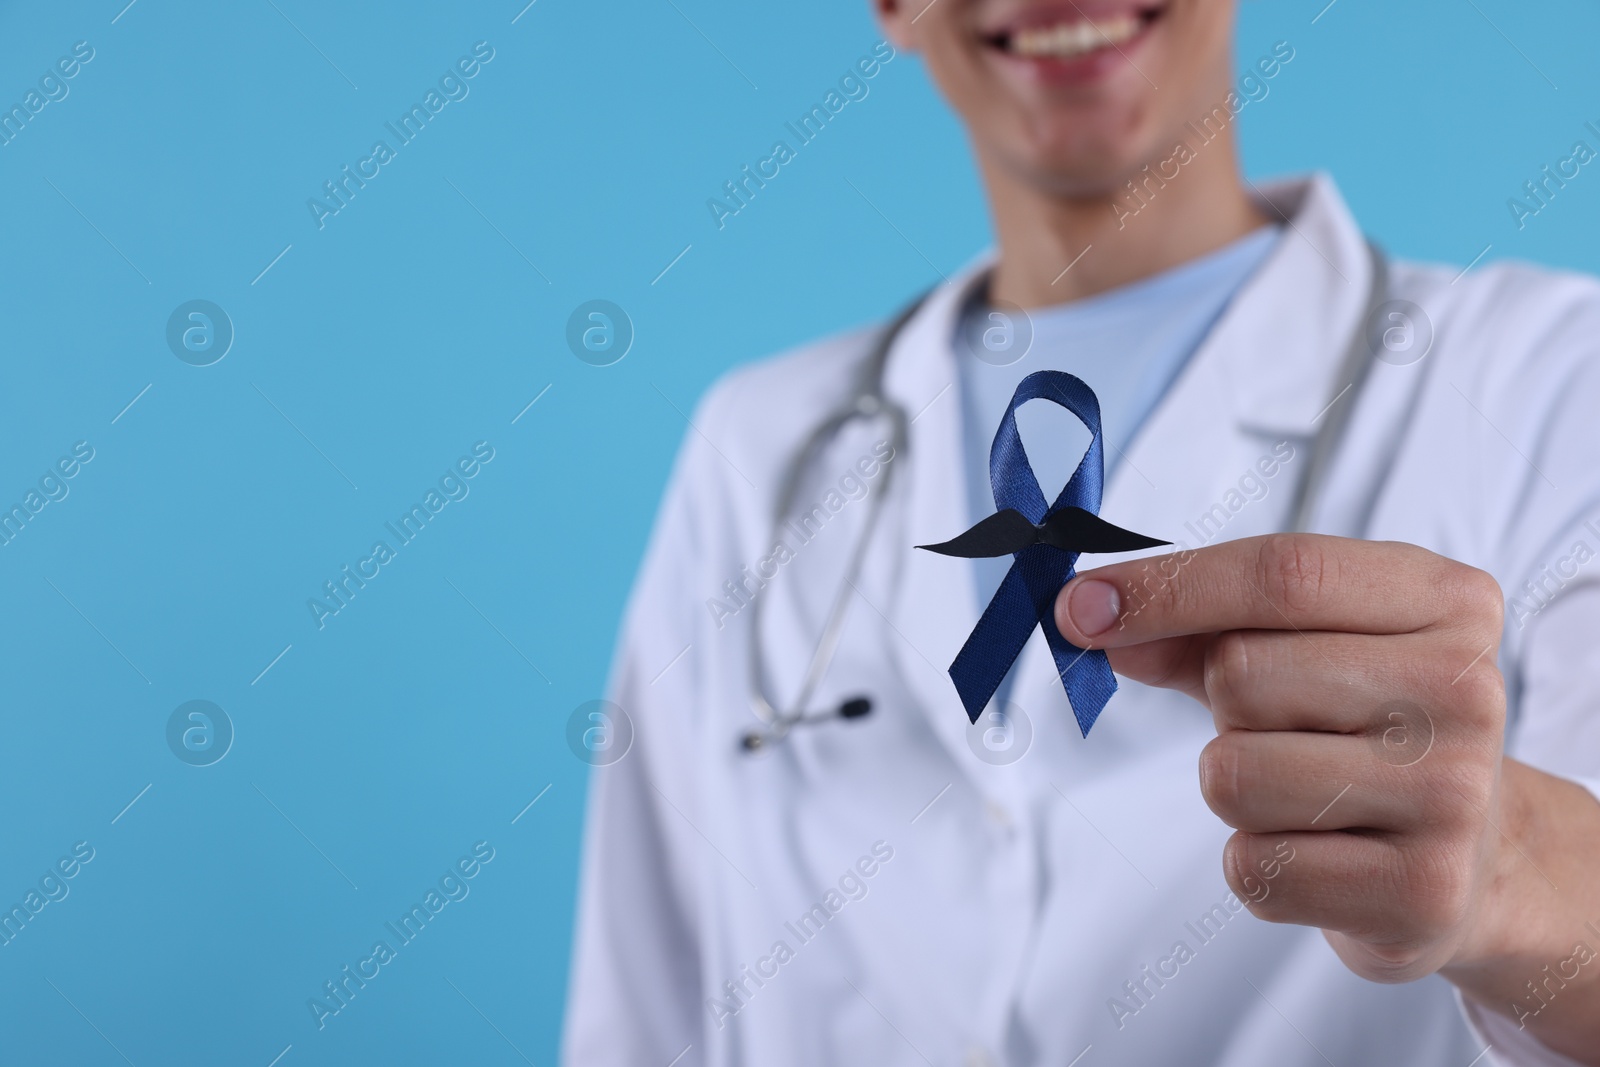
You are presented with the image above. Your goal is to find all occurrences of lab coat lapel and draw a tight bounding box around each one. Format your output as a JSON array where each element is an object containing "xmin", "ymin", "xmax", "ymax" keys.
[
  {"xmin": 1214, "ymin": 174, "xmax": 1378, "ymax": 443},
  {"xmin": 876, "ymin": 263, "xmax": 1001, "ymax": 779},
  {"xmin": 1086, "ymin": 173, "xmax": 1378, "ymax": 556},
  {"xmin": 1102, "ymin": 175, "xmax": 1376, "ymax": 525}
]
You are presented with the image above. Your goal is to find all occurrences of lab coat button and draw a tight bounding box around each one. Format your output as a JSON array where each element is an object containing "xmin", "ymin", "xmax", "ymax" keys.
[
  {"xmin": 983, "ymin": 800, "xmax": 1013, "ymax": 831},
  {"xmin": 964, "ymin": 1047, "xmax": 998, "ymax": 1067}
]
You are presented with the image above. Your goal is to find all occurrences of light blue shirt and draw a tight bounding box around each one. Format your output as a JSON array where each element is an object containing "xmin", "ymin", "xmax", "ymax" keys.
[{"xmin": 955, "ymin": 226, "xmax": 1281, "ymax": 709}]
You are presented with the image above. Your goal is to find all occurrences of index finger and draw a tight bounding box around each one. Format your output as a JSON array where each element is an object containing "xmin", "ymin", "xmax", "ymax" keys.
[{"xmin": 1052, "ymin": 533, "xmax": 1480, "ymax": 648}]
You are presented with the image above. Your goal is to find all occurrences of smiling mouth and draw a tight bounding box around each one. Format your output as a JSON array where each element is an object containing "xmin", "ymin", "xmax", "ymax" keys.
[{"xmin": 987, "ymin": 8, "xmax": 1163, "ymax": 61}]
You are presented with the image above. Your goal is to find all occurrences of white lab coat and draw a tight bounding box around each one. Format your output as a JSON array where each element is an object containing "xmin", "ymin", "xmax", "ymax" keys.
[{"xmin": 563, "ymin": 175, "xmax": 1600, "ymax": 1067}]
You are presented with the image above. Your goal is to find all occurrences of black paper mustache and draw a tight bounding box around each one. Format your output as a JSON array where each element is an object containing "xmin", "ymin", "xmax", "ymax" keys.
[{"xmin": 917, "ymin": 506, "xmax": 1170, "ymax": 559}]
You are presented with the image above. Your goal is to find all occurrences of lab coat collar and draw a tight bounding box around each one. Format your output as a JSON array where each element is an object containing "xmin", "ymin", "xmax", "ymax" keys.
[{"xmin": 874, "ymin": 173, "xmax": 1372, "ymax": 788}]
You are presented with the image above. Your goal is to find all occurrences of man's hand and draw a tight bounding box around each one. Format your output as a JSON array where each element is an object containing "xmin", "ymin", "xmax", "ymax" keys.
[{"xmin": 1053, "ymin": 534, "xmax": 1600, "ymax": 1063}]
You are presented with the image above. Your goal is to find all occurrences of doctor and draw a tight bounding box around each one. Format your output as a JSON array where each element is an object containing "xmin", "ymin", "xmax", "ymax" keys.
[{"xmin": 565, "ymin": 0, "xmax": 1600, "ymax": 1064}]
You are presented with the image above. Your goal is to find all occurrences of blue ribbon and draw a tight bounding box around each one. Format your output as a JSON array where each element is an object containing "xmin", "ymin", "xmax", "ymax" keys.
[{"xmin": 950, "ymin": 370, "xmax": 1121, "ymax": 736}]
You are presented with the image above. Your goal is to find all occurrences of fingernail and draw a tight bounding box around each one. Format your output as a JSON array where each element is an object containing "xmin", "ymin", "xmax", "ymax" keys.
[{"xmin": 1068, "ymin": 579, "xmax": 1121, "ymax": 637}]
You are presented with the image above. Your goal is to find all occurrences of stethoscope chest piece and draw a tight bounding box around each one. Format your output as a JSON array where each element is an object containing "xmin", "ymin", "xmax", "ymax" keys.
[{"xmin": 740, "ymin": 696, "xmax": 874, "ymax": 754}]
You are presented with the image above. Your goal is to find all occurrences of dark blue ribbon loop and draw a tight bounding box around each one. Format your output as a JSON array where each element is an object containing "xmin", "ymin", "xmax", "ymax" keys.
[{"xmin": 920, "ymin": 370, "xmax": 1168, "ymax": 736}]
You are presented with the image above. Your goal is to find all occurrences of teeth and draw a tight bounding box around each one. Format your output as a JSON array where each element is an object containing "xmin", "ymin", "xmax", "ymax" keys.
[{"xmin": 1009, "ymin": 14, "xmax": 1141, "ymax": 58}]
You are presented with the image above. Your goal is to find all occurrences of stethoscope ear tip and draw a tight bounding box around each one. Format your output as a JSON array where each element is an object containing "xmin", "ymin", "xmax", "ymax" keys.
[{"xmin": 740, "ymin": 732, "xmax": 767, "ymax": 753}]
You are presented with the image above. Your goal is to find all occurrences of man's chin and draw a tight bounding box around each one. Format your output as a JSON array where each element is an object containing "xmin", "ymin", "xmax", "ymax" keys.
[{"xmin": 983, "ymin": 124, "xmax": 1166, "ymax": 201}]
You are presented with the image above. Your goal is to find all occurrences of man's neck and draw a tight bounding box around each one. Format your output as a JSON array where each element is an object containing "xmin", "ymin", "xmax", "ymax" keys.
[{"xmin": 982, "ymin": 132, "xmax": 1271, "ymax": 309}]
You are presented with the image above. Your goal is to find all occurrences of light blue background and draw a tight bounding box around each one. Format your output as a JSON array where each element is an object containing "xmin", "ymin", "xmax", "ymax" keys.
[{"xmin": 1, "ymin": 0, "xmax": 1596, "ymax": 1063}]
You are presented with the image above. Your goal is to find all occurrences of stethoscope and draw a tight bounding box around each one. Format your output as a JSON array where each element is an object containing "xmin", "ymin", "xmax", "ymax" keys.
[{"xmin": 739, "ymin": 242, "xmax": 1391, "ymax": 753}]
